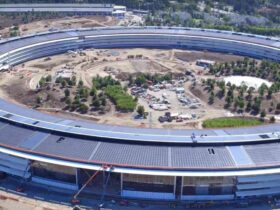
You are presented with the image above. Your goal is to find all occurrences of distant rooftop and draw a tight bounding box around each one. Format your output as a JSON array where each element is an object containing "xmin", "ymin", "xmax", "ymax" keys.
[
  {"xmin": 0, "ymin": 4, "xmax": 126, "ymax": 15},
  {"xmin": 0, "ymin": 4, "xmax": 115, "ymax": 8}
]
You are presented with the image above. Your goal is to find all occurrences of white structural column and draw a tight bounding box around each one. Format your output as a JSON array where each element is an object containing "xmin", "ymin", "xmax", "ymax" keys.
[{"xmin": 120, "ymin": 173, "xmax": 123, "ymax": 193}]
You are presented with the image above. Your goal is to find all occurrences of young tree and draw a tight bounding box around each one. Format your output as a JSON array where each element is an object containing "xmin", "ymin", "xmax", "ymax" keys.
[
  {"xmin": 252, "ymin": 97, "xmax": 261, "ymax": 114},
  {"xmin": 137, "ymin": 105, "xmax": 145, "ymax": 117},
  {"xmin": 90, "ymin": 87, "xmax": 97, "ymax": 97},
  {"xmin": 79, "ymin": 104, "xmax": 89, "ymax": 114},
  {"xmin": 260, "ymin": 110, "xmax": 266, "ymax": 118},
  {"xmin": 36, "ymin": 96, "xmax": 42, "ymax": 105},
  {"xmin": 246, "ymin": 101, "xmax": 252, "ymax": 112},
  {"xmin": 67, "ymin": 80, "xmax": 73, "ymax": 86},
  {"xmin": 73, "ymin": 96, "xmax": 81, "ymax": 107},
  {"xmin": 55, "ymin": 77, "xmax": 62, "ymax": 84},
  {"xmin": 39, "ymin": 77, "xmax": 46, "ymax": 87},
  {"xmin": 92, "ymin": 98, "xmax": 100, "ymax": 108},
  {"xmin": 61, "ymin": 80, "xmax": 67, "ymax": 88},
  {"xmin": 64, "ymin": 88, "xmax": 70, "ymax": 98},
  {"xmin": 45, "ymin": 75, "xmax": 52, "ymax": 82},
  {"xmin": 135, "ymin": 74, "xmax": 146, "ymax": 86},
  {"xmin": 276, "ymin": 103, "xmax": 280, "ymax": 110},
  {"xmin": 267, "ymin": 87, "xmax": 273, "ymax": 99},
  {"xmin": 101, "ymin": 97, "xmax": 106, "ymax": 107},
  {"xmin": 270, "ymin": 116, "xmax": 276, "ymax": 123},
  {"xmin": 258, "ymin": 84, "xmax": 267, "ymax": 98},
  {"xmin": 79, "ymin": 88, "xmax": 89, "ymax": 99},
  {"xmin": 65, "ymin": 97, "xmax": 72, "ymax": 106},
  {"xmin": 78, "ymin": 80, "xmax": 84, "ymax": 88},
  {"xmin": 71, "ymin": 76, "xmax": 77, "ymax": 85},
  {"xmin": 208, "ymin": 91, "xmax": 215, "ymax": 104}
]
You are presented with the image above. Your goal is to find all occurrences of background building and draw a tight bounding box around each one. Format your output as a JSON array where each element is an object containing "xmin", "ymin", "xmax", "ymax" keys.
[{"xmin": 0, "ymin": 4, "xmax": 126, "ymax": 18}]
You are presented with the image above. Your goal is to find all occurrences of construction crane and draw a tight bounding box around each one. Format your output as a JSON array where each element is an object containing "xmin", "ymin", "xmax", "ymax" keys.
[
  {"xmin": 98, "ymin": 166, "xmax": 113, "ymax": 207},
  {"xmin": 71, "ymin": 164, "xmax": 112, "ymax": 205}
]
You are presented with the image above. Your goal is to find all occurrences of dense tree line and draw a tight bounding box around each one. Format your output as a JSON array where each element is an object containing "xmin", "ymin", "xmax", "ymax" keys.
[
  {"xmin": 0, "ymin": 0, "xmax": 275, "ymax": 14},
  {"xmin": 2, "ymin": 0, "xmax": 280, "ymax": 36},
  {"xmin": 130, "ymin": 72, "xmax": 173, "ymax": 87}
]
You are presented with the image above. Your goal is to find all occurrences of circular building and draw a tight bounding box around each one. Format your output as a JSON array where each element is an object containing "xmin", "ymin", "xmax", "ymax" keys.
[{"xmin": 0, "ymin": 27, "xmax": 280, "ymax": 202}]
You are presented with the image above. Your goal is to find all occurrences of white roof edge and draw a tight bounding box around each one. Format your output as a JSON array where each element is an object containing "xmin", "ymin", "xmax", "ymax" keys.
[{"xmin": 1, "ymin": 146, "xmax": 280, "ymax": 177}]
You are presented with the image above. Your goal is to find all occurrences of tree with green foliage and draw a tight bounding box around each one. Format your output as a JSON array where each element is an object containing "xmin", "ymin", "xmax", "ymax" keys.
[
  {"xmin": 101, "ymin": 97, "xmax": 106, "ymax": 107},
  {"xmin": 71, "ymin": 76, "xmax": 77, "ymax": 85},
  {"xmin": 105, "ymin": 85, "xmax": 136, "ymax": 112},
  {"xmin": 45, "ymin": 75, "xmax": 52, "ymax": 82},
  {"xmin": 92, "ymin": 97, "xmax": 100, "ymax": 108},
  {"xmin": 258, "ymin": 83, "xmax": 267, "ymax": 98},
  {"xmin": 55, "ymin": 77, "xmax": 62, "ymax": 84},
  {"xmin": 246, "ymin": 101, "xmax": 252, "ymax": 112},
  {"xmin": 208, "ymin": 91, "xmax": 215, "ymax": 104},
  {"xmin": 73, "ymin": 96, "xmax": 81, "ymax": 107},
  {"xmin": 260, "ymin": 110, "xmax": 266, "ymax": 118},
  {"xmin": 252, "ymin": 97, "xmax": 261, "ymax": 114},
  {"xmin": 135, "ymin": 74, "xmax": 147, "ymax": 87},
  {"xmin": 137, "ymin": 105, "xmax": 145, "ymax": 117},
  {"xmin": 65, "ymin": 97, "xmax": 72, "ymax": 106},
  {"xmin": 36, "ymin": 96, "xmax": 41, "ymax": 105},
  {"xmin": 61, "ymin": 79, "xmax": 67, "ymax": 88},
  {"xmin": 64, "ymin": 88, "xmax": 70, "ymax": 98},
  {"xmin": 79, "ymin": 88, "xmax": 89, "ymax": 99},
  {"xmin": 92, "ymin": 75, "xmax": 120, "ymax": 90},
  {"xmin": 39, "ymin": 77, "xmax": 46, "ymax": 87},
  {"xmin": 78, "ymin": 80, "xmax": 83, "ymax": 88},
  {"xmin": 90, "ymin": 87, "xmax": 97, "ymax": 97},
  {"xmin": 79, "ymin": 103, "xmax": 89, "ymax": 114},
  {"xmin": 270, "ymin": 116, "xmax": 276, "ymax": 123}
]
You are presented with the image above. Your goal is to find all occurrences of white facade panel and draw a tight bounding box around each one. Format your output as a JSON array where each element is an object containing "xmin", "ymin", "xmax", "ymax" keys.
[
  {"xmin": 181, "ymin": 194, "xmax": 234, "ymax": 201},
  {"xmin": 32, "ymin": 176, "xmax": 78, "ymax": 190},
  {"xmin": 122, "ymin": 190, "xmax": 175, "ymax": 200}
]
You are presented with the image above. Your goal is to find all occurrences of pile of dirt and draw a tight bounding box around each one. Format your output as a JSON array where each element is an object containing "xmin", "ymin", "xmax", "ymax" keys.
[{"xmin": 31, "ymin": 59, "xmax": 72, "ymax": 69}]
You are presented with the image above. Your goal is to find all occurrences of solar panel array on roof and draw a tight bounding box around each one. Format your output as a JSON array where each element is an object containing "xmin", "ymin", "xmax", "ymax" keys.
[
  {"xmin": 19, "ymin": 131, "xmax": 49, "ymax": 150},
  {"xmin": 245, "ymin": 143, "xmax": 280, "ymax": 166},
  {"xmin": 0, "ymin": 121, "xmax": 7, "ymax": 129},
  {"xmin": 171, "ymin": 147, "xmax": 235, "ymax": 168},
  {"xmin": 34, "ymin": 135, "xmax": 99, "ymax": 160},
  {"xmin": 91, "ymin": 143, "xmax": 168, "ymax": 167},
  {"xmin": 227, "ymin": 146, "xmax": 254, "ymax": 167},
  {"xmin": 0, "ymin": 122, "xmax": 278, "ymax": 169},
  {"xmin": 0, "ymin": 124, "xmax": 35, "ymax": 146}
]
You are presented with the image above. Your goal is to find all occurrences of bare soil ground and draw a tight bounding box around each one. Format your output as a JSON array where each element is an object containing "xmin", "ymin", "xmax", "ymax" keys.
[
  {"xmin": 0, "ymin": 15, "xmax": 117, "ymax": 38},
  {"xmin": 175, "ymin": 50, "xmax": 244, "ymax": 62},
  {"xmin": 19, "ymin": 16, "xmax": 117, "ymax": 36},
  {"xmin": 0, "ymin": 190, "xmax": 71, "ymax": 210},
  {"xmin": 0, "ymin": 48, "xmax": 261, "ymax": 129}
]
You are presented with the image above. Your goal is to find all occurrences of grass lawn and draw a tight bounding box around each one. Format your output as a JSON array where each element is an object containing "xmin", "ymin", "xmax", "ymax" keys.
[{"xmin": 202, "ymin": 117, "xmax": 264, "ymax": 128}]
